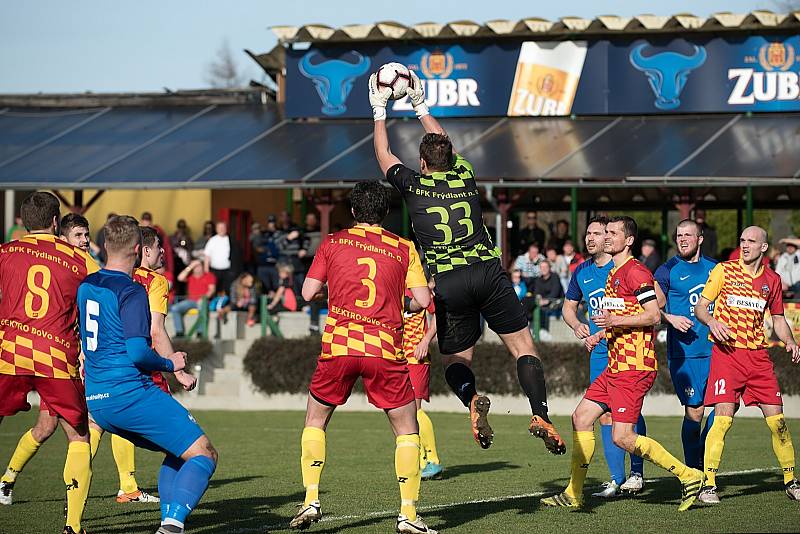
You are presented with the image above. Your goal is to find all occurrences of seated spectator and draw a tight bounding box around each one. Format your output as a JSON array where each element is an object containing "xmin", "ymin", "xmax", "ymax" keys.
[
  {"xmin": 547, "ymin": 219, "xmax": 569, "ymax": 253},
  {"xmin": 171, "ymin": 260, "xmax": 216, "ymax": 337},
  {"xmin": 510, "ymin": 269, "xmax": 528, "ymax": 300},
  {"xmin": 560, "ymin": 240, "xmax": 583, "ymax": 290},
  {"xmin": 639, "ymin": 238, "xmax": 661, "ymax": 273},
  {"xmin": 220, "ymin": 272, "xmax": 263, "ymax": 327},
  {"xmin": 777, "ymin": 237, "xmax": 800, "ymax": 295},
  {"xmin": 514, "ymin": 243, "xmax": 545, "ymax": 287},
  {"xmin": 267, "ymin": 264, "xmax": 299, "ymax": 314},
  {"xmin": 533, "ymin": 260, "xmax": 564, "ymax": 339}
]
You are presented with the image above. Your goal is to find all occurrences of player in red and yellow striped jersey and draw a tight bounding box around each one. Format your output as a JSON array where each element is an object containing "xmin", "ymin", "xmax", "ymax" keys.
[
  {"xmin": 0, "ymin": 193, "xmax": 97, "ymax": 534},
  {"xmin": 402, "ymin": 284, "xmax": 442, "ymax": 480},
  {"xmin": 695, "ymin": 226, "xmax": 800, "ymax": 503},
  {"xmin": 542, "ymin": 216, "xmax": 703, "ymax": 511},
  {"xmin": 290, "ymin": 182, "xmax": 436, "ymax": 534}
]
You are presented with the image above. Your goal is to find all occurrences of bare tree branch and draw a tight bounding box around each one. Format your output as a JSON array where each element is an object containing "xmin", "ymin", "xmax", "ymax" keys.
[{"xmin": 206, "ymin": 39, "xmax": 246, "ymax": 89}]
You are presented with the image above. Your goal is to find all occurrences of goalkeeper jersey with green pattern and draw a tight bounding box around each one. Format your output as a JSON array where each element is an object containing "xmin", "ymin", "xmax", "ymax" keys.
[{"xmin": 386, "ymin": 155, "xmax": 501, "ymax": 276}]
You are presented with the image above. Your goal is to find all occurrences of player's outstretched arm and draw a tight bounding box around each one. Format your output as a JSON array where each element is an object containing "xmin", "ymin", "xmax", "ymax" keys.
[
  {"xmin": 369, "ymin": 73, "xmax": 402, "ymax": 175},
  {"xmin": 302, "ymin": 276, "xmax": 325, "ymax": 303}
]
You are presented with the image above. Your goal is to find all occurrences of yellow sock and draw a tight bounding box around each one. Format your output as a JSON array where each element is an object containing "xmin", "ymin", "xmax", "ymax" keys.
[
  {"xmin": 417, "ymin": 409, "xmax": 440, "ymax": 466},
  {"xmin": 765, "ymin": 414, "xmax": 796, "ymax": 485},
  {"xmin": 703, "ymin": 415, "xmax": 732, "ymax": 486},
  {"xmin": 395, "ymin": 434, "xmax": 421, "ymax": 521},
  {"xmin": 634, "ymin": 435, "xmax": 694, "ymax": 482},
  {"xmin": 300, "ymin": 427, "xmax": 326, "ymax": 506},
  {"xmin": 111, "ymin": 434, "xmax": 139, "ymax": 494},
  {"xmin": 2, "ymin": 430, "xmax": 41, "ymax": 483},
  {"xmin": 89, "ymin": 427, "xmax": 103, "ymax": 459},
  {"xmin": 565, "ymin": 431, "xmax": 595, "ymax": 499},
  {"xmin": 64, "ymin": 441, "xmax": 92, "ymax": 532}
]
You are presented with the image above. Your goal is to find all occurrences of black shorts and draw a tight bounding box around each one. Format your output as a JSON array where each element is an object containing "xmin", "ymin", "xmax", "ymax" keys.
[{"xmin": 434, "ymin": 259, "xmax": 529, "ymax": 354}]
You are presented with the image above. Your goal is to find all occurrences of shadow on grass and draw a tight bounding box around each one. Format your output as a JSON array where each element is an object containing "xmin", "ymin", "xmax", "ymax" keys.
[{"xmin": 440, "ymin": 460, "xmax": 521, "ymax": 479}]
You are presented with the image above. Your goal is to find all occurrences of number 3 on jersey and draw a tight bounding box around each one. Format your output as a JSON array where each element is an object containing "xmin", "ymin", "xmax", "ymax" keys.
[{"xmin": 355, "ymin": 257, "xmax": 377, "ymax": 309}]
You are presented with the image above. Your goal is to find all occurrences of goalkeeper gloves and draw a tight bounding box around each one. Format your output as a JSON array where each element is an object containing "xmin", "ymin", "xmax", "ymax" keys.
[
  {"xmin": 368, "ymin": 73, "xmax": 391, "ymax": 121},
  {"xmin": 406, "ymin": 71, "xmax": 429, "ymax": 118}
]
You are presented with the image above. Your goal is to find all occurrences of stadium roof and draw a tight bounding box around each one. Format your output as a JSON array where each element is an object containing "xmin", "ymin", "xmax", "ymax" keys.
[
  {"xmin": 0, "ymin": 104, "xmax": 799, "ymax": 190},
  {"xmin": 269, "ymin": 10, "xmax": 800, "ymax": 44}
]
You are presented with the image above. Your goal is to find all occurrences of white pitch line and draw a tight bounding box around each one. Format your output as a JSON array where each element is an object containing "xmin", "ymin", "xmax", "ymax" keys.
[{"xmin": 244, "ymin": 466, "xmax": 780, "ymax": 533}]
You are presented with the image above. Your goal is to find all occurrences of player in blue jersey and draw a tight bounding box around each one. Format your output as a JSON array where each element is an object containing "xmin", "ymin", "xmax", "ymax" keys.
[
  {"xmin": 654, "ymin": 219, "xmax": 717, "ymax": 475},
  {"xmin": 562, "ymin": 216, "xmax": 647, "ymax": 497},
  {"xmin": 77, "ymin": 216, "xmax": 216, "ymax": 534}
]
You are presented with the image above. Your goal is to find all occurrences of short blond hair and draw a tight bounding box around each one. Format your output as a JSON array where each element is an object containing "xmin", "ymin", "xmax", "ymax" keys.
[{"xmin": 104, "ymin": 215, "xmax": 141, "ymax": 256}]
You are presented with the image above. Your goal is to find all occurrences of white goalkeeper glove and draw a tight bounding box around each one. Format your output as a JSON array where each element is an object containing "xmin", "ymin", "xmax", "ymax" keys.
[
  {"xmin": 368, "ymin": 73, "xmax": 391, "ymax": 121},
  {"xmin": 406, "ymin": 70, "xmax": 429, "ymax": 118}
]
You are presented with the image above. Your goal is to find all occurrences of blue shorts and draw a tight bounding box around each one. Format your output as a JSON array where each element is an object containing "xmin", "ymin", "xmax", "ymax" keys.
[
  {"xmin": 90, "ymin": 388, "xmax": 204, "ymax": 458},
  {"xmin": 590, "ymin": 357, "xmax": 609, "ymax": 383},
  {"xmin": 668, "ymin": 357, "xmax": 711, "ymax": 407}
]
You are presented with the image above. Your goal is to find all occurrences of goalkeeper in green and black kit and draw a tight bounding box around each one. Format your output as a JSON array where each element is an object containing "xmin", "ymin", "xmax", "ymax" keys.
[{"xmin": 369, "ymin": 71, "xmax": 566, "ymax": 455}]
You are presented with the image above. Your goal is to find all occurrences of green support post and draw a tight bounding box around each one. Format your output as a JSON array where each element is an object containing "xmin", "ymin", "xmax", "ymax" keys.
[
  {"xmin": 532, "ymin": 304, "xmax": 541, "ymax": 343},
  {"xmin": 402, "ymin": 201, "xmax": 410, "ymax": 238},
  {"xmin": 300, "ymin": 192, "xmax": 307, "ymax": 220},
  {"xmin": 570, "ymin": 187, "xmax": 578, "ymax": 245},
  {"xmin": 745, "ymin": 185, "xmax": 753, "ymax": 227},
  {"xmin": 260, "ymin": 294, "xmax": 283, "ymax": 339},
  {"xmin": 186, "ymin": 297, "xmax": 209, "ymax": 339}
]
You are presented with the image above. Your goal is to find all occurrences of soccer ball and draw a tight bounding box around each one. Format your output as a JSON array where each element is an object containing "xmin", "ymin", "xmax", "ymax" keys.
[{"xmin": 376, "ymin": 62, "xmax": 412, "ymax": 100}]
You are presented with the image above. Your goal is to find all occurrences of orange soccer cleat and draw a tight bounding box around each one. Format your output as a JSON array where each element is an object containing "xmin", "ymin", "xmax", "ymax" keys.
[{"xmin": 529, "ymin": 415, "xmax": 567, "ymax": 455}]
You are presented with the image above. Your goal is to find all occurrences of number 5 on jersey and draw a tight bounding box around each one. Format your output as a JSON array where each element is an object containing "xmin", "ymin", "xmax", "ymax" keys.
[{"xmin": 85, "ymin": 300, "xmax": 100, "ymax": 351}]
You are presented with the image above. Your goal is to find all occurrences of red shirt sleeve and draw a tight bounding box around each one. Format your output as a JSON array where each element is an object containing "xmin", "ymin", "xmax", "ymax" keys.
[
  {"xmin": 307, "ymin": 238, "xmax": 329, "ymax": 283},
  {"xmin": 769, "ymin": 273, "xmax": 785, "ymax": 315}
]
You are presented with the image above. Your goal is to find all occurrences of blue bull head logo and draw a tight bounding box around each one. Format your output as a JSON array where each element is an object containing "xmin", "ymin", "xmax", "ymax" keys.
[
  {"xmin": 629, "ymin": 44, "xmax": 707, "ymax": 110},
  {"xmin": 299, "ymin": 51, "xmax": 370, "ymax": 115}
]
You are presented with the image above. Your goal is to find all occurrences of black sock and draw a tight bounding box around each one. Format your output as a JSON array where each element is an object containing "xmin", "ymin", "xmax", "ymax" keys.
[
  {"xmin": 517, "ymin": 355, "xmax": 551, "ymax": 422},
  {"xmin": 444, "ymin": 363, "xmax": 478, "ymax": 407}
]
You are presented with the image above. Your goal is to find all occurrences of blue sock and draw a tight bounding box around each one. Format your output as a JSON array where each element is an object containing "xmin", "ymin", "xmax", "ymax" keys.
[
  {"xmin": 165, "ymin": 455, "xmax": 216, "ymax": 527},
  {"xmin": 700, "ymin": 409, "xmax": 715, "ymax": 468},
  {"xmin": 630, "ymin": 415, "xmax": 646, "ymax": 475},
  {"xmin": 601, "ymin": 424, "xmax": 626, "ymax": 485},
  {"xmin": 159, "ymin": 455, "xmax": 184, "ymax": 522},
  {"xmin": 681, "ymin": 417, "xmax": 703, "ymax": 469}
]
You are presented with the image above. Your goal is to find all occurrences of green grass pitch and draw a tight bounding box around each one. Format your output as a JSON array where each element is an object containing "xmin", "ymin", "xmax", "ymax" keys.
[{"xmin": 0, "ymin": 410, "xmax": 796, "ymax": 533}]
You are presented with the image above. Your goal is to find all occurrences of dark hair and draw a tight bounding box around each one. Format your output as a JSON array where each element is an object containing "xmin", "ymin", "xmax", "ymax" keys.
[
  {"xmin": 140, "ymin": 226, "xmax": 160, "ymax": 249},
  {"xmin": 608, "ymin": 215, "xmax": 638, "ymax": 240},
  {"xmin": 20, "ymin": 192, "xmax": 60, "ymax": 232},
  {"xmin": 350, "ymin": 181, "xmax": 390, "ymax": 225},
  {"xmin": 141, "ymin": 211, "xmax": 153, "ymax": 221},
  {"xmin": 419, "ymin": 133, "xmax": 453, "ymax": 172},
  {"xmin": 104, "ymin": 215, "xmax": 141, "ymax": 255},
  {"xmin": 59, "ymin": 213, "xmax": 89, "ymax": 237},
  {"xmin": 586, "ymin": 215, "xmax": 609, "ymax": 229},
  {"xmin": 676, "ymin": 218, "xmax": 703, "ymax": 236}
]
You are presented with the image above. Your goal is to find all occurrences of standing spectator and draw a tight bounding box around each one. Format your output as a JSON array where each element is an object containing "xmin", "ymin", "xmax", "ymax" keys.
[
  {"xmin": 695, "ymin": 209, "xmax": 718, "ymax": 259},
  {"xmin": 777, "ymin": 237, "xmax": 800, "ymax": 295},
  {"xmin": 94, "ymin": 212, "xmax": 117, "ymax": 265},
  {"xmin": 560, "ymin": 240, "xmax": 583, "ymax": 286},
  {"xmin": 532, "ymin": 260, "xmax": 565, "ymax": 339},
  {"xmin": 140, "ymin": 212, "xmax": 173, "ymax": 275},
  {"xmin": 517, "ymin": 211, "xmax": 546, "ymax": 256},
  {"xmin": 301, "ymin": 212, "xmax": 321, "ymax": 271},
  {"xmin": 204, "ymin": 221, "xmax": 239, "ymax": 293},
  {"xmin": 170, "ymin": 219, "xmax": 193, "ymax": 296},
  {"xmin": 171, "ymin": 260, "xmax": 216, "ymax": 337},
  {"xmin": 256, "ymin": 215, "xmax": 281, "ymax": 292},
  {"xmin": 277, "ymin": 226, "xmax": 306, "ymax": 294},
  {"xmin": 248, "ymin": 222, "xmax": 263, "ymax": 273},
  {"xmin": 514, "ymin": 242, "xmax": 545, "ymax": 287},
  {"xmin": 5, "ymin": 215, "xmax": 25, "ymax": 242},
  {"xmin": 639, "ymin": 238, "xmax": 661, "ymax": 273},
  {"xmin": 193, "ymin": 220, "xmax": 215, "ymax": 260},
  {"xmin": 547, "ymin": 219, "xmax": 570, "ymax": 253}
]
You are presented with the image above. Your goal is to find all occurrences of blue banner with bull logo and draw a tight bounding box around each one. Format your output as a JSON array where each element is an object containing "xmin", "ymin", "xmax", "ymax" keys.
[{"xmin": 285, "ymin": 35, "xmax": 800, "ymax": 118}]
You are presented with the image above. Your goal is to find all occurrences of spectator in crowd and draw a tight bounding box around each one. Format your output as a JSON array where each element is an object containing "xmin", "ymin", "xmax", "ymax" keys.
[
  {"xmin": 639, "ymin": 238, "xmax": 661, "ymax": 273},
  {"xmin": 256, "ymin": 215, "xmax": 281, "ymax": 292},
  {"xmin": 219, "ymin": 272, "xmax": 263, "ymax": 327},
  {"xmin": 204, "ymin": 221, "xmax": 239, "ymax": 294},
  {"xmin": 302, "ymin": 212, "xmax": 321, "ymax": 271},
  {"xmin": 695, "ymin": 209, "xmax": 718, "ymax": 259},
  {"xmin": 193, "ymin": 220, "xmax": 215, "ymax": 260},
  {"xmin": 140, "ymin": 211, "xmax": 174, "ymax": 274},
  {"xmin": 277, "ymin": 210, "xmax": 294, "ymax": 233},
  {"xmin": 172, "ymin": 260, "xmax": 217, "ymax": 337},
  {"xmin": 547, "ymin": 219, "xmax": 570, "ymax": 253},
  {"xmin": 5, "ymin": 215, "xmax": 25, "ymax": 242},
  {"xmin": 560, "ymin": 239, "xmax": 583, "ymax": 286},
  {"xmin": 267, "ymin": 263, "xmax": 298, "ymax": 313},
  {"xmin": 511, "ymin": 268, "xmax": 528, "ymax": 300},
  {"xmin": 514, "ymin": 242, "xmax": 545, "ymax": 287},
  {"xmin": 517, "ymin": 211, "xmax": 546, "ymax": 256},
  {"xmin": 546, "ymin": 246, "xmax": 566, "ymax": 284},
  {"xmin": 171, "ymin": 219, "xmax": 193, "ymax": 295},
  {"xmin": 248, "ymin": 221, "xmax": 263, "ymax": 272},
  {"xmin": 277, "ymin": 225, "xmax": 307, "ymax": 295},
  {"xmin": 532, "ymin": 260, "xmax": 564, "ymax": 339},
  {"xmin": 94, "ymin": 212, "xmax": 117, "ymax": 264},
  {"xmin": 777, "ymin": 237, "xmax": 800, "ymax": 296}
]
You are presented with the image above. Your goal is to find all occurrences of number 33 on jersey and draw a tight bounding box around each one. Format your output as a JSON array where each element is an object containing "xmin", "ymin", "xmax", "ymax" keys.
[{"xmin": 306, "ymin": 226, "xmax": 427, "ymax": 361}]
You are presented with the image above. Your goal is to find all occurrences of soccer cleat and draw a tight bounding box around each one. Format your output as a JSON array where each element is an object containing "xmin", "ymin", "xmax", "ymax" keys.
[
  {"xmin": 540, "ymin": 491, "xmax": 581, "ymax": 508},
  {"xmin": 155, "ymin": 525, "xmax": 183, "ymax": 534},
  {"xmin": 289, "ymin": 500, "xmax": 322, "ymax": 530},
  {"xmin": 678, "ymin": 469, "xmax": 704, "ymax": 512},
  {"xmin": 591, "ymin": 480, "xmax": 620, "ymax": 498},
  {"xmin": 620, "ymin": 472, "xmax": 644, "ymax": 494},
  {"xmin": 698, "ymin": 485, "xmax": 720, "ymax": 504},
  {"xmin": 786, "ymin": 479, "xmax": 800, "ymax": 501},
  {"xmin": 62, "ymin": 527, "xmax": 87, "ymax": 534},
  {"xmin": 528, "ymin": 416, "xmax": 566, "ymax": 455},
  {"xmin": 116, "ymin": 489, "xmax": 160, "ymax": 503},
  {"xmin": 421, "ymin": 462, "xmax": 444, "ymax": 480},
  {"xmin": 396, "ymin": 514, "xmax": 437, "ymax": 533},
  {"xmin": 0, "ymin": 480, "xmax": 13, "ymax": 505},
  {"xmin": 470, "ymin": 395, "xmax": 493, "ymax": 449}
]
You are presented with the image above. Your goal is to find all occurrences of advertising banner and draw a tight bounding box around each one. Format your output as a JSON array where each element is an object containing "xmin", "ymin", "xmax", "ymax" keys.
[{"xmin": 285, "ymin": 35, "xmax": 800, "ymax": 118}]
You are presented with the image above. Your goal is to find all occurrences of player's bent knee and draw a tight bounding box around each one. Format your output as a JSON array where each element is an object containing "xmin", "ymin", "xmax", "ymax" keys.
[
  {"xmin": 32, "ymin": 415, "xmax": 59, "ymax": 441},
  {"xmin": 182, "ymin": 435, "xmax": 218, "ymax": 464},
  {"xmin": 685, "ymin": 406, "xmax": 704, "ymax": 422}
]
